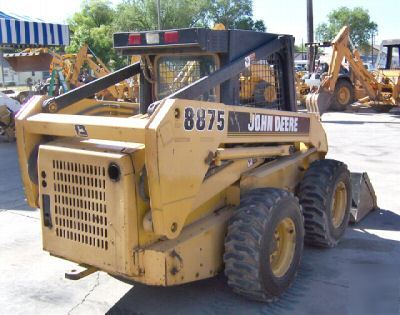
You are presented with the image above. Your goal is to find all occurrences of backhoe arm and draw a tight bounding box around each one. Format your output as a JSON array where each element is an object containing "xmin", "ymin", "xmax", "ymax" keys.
[
  {"xmin": 320, "ymin": 26, "xmax": 377, "ymax": 98},
  {"xmin": 308, "ymin": 26, "xmax": 380, "ymax": 113}
]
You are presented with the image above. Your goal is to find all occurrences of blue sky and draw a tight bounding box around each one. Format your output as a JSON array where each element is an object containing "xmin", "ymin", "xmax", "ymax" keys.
[{"xmin": 0, "ymin": 0, "xmax": 398, "ymax": 44}]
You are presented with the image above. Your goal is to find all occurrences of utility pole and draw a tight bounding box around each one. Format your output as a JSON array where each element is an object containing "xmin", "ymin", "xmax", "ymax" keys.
[
  {"xmin": 157, "ymin": 0, "xmax": 161, "ymax": 30},
  {"xmin": 307, "ymin": 0, "xmax": 314, "ymax": 72},
  {"xmin": 371, "ymin": 31, "xmax": 375, "ymax": 65}
]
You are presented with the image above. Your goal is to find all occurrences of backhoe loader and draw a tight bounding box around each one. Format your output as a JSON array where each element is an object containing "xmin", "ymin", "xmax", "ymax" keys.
[
  {"xmin": 15, "ymin": 27, "xmax": 376, "ymax": 302},
  {"xmin": 5, "ymin": 45, "xmax": 139, "ymax": 101},
  {"xmin": 2, "ymin": 45, "xmax": 140, "ymax": 140},
  {"xmin": 306, "ymin": 26, "xmax": 400, "ymax": 113}
]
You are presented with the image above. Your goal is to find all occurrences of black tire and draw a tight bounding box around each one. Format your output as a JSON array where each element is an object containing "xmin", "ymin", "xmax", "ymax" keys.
[
  {"xmin": 331, "ymin": 79, "xmax": 354, "ymax": 111},
  {"xmin": 254, "ymin": 80, "xmax": 268, "ymax": 105},
  {"xmin": 299, "ymin": 159, "xmax": 351, "ymax": 248},
  {"xmin": 254, "ymin": 80, "xmax": 276, "ymax": 107},
  {"xmin": 224, "ymin": 188, "xmax": 304, "ymax": 302}
]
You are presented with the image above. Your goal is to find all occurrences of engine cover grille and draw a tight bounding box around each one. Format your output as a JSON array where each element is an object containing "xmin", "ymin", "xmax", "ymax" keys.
[{"xmin": 52, "ymin": 160, "xmax": 109, "ymax": 250}]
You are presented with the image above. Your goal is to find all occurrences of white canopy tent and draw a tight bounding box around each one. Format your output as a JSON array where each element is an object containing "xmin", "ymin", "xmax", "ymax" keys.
[
  {"xmin": 0, "ymin": 11, "xmax": 70, "ymax": 87},
  {"xmin": 0, "ymin": 11, "xmax": 69, "ymax": 47}
]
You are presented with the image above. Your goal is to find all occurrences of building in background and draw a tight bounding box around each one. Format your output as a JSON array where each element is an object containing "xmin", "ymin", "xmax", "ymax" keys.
[{"xmin": 0, "ymin": 55, "xmax": 49, "ymax": 87}]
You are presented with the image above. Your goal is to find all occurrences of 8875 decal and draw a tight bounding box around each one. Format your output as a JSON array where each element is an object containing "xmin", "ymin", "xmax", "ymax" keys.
[{"xmin": 183, "ymin": 107, "xmax": 225, "ymax": 131}]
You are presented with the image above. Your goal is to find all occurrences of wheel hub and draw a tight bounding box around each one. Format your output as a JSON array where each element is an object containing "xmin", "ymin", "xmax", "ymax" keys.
[
  {"xmin": 331, "ymin": 181, "xmax": 347, "ymax": 228},
  {"xmin": 337, "ymin": 86, "xmax": 351, "ymax": 105},
  {"xmin": 269, "ymin": 217, "xmax": 296, "ymax": 278}
]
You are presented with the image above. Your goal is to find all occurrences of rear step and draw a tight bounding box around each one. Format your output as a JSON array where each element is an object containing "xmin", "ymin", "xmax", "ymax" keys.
[{"xmin": 350, "ymin": 172, "xmax": 378, "ymax": 223}]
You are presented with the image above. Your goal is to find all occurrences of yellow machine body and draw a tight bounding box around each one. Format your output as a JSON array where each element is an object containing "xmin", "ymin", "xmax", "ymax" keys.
[
  {"xmin": 16, "ymin": 90, "xmax": 327, "ymax": 285},
  {"xmin": 15, "ymin": 27, "xmax": 379, "ymax": 302},
  {"xmin": 295, "ymin": 71, "xmax": 310, "ymax": 106},
  {"xmin": 239, "ymin": 63, "xmax": 277, "ymax": 104}
]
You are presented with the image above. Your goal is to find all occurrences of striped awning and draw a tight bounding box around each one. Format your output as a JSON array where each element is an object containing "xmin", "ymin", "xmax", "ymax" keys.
[{"xmin": 0, "ymin": 11, "xmax": 69, "ymax": 47}]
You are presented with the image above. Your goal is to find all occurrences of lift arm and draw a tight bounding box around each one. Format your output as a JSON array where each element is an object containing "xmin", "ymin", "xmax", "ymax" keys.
[{"xmin": 43, "ymin": 62, "xmax": 141, "ymax": 112}]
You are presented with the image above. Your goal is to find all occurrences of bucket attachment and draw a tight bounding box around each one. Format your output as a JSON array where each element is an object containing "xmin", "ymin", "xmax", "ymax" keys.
[
  {"xmin": 4, "ymin": 51, "xmax": 53, "ymax": 72},
  {"xmin": 350, "ymin": 172, "xmax": 378, "ymax": 223},
  {"xmin": 305, "ymin": 90, "xmax": 332, "ymax": 115}
]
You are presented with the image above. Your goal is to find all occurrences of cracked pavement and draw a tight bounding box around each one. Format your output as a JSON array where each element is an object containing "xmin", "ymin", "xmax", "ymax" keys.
[{"xmin": 1, "ymin": 111, "xmax": 400, "ymax": 314}]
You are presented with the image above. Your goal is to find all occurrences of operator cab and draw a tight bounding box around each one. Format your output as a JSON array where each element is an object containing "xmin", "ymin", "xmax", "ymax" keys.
[
  {"xmin": 113, "ymin": 28, "xmax": 297, "ymax": 114},
  {"xmin": 375, "ymin": 39, "xmax": 400, "ymax": 70}
]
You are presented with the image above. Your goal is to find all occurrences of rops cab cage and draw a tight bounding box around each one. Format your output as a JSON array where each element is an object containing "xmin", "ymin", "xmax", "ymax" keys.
[{"xmin": 42, "ymin": 28, "xmax": 297, "ymax": 114}]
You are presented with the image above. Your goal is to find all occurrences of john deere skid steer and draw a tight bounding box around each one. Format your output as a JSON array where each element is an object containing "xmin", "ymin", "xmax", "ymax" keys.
[{"xmin": 15, "ymin": 27, "xmax": 376, "ymax": 302}]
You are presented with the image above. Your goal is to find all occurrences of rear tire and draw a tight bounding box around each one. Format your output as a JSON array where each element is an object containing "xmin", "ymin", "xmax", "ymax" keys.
[
  {"xmin": 331, "ymin": 79, "xmax": 354, "ymax": 111},
  {"xmin": 224, "ymin": 188, "xmax": 304, "ymax": 302},
  {"xmin": 254, "ymin": 80, "xmax": 277, "ymax": 108},
  {"xmin": 299, "ymin": 159, "xmax": 351, "ymax": 247}
]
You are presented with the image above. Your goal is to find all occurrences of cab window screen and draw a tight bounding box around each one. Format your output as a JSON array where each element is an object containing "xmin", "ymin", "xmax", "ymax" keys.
[
  {"xmin": 377, "ymin": 46, "xmax": 400, "ymax": 69},
  {"xmin": 390, "ymin": 47, "xmax": 399, "ymax": 69},
  {"xmin": 157, "ymin": 55, "xmax": 218, "ymax": 100},
  {"xmin": 239, "ymin": 53, "xmax": 283, "ymax": 110},
  {"xmin": 377, "ymin": 46, "xmax": 388, "ymax": 69}
]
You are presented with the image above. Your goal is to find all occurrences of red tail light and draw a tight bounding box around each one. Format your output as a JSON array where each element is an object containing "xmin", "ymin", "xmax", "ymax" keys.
[
  {"xmin": 164, "ymin": 31, "xmax": 179, "ymax": 43},
  {"xmin": 128, "ymin": 34, "xmax": 141, "ymax": 45}
]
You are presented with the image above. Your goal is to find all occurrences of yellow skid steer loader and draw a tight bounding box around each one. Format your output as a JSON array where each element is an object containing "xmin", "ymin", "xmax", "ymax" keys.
[{"xmin": 15, "ymin": 27, "xmax": 376, "ymax": 301}]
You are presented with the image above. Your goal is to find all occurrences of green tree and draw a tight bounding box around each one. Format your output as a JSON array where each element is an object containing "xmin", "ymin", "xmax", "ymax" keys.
[
  {"xmin": 316, "ymin": 7, "xmax": 378, "ymax": 48},
  {"xmin": 294, "ymin": 43, "xmax": 306, "ymax": 54},
  {"xmin": 208, "ymin": 0, "xmax": 265, "ymax": 31},
  {"xmin": 67, "ymin": 0, "xmax": 123, "ymax": 69},
  {"xmin": 67, "ymin": 0, "xmax": 267, "ymax": 68},
  {"xmin": 114, "ymin": 0, "xmax": 210, "ymax": 31},
  {"xmin": 114, "ymin": 0, "xmax": 265, "ymax": 32}
]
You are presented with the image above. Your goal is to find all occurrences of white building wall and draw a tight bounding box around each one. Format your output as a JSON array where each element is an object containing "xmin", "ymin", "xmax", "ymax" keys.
[{"xmin": 0, "ymin": 66, "xmax": 47, "ymax": 86}]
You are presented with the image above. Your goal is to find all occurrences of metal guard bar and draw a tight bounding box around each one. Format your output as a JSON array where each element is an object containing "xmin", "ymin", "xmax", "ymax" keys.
[{"xmin": 43, "ymin": 61, "xmax": 141, "ymax": 112}]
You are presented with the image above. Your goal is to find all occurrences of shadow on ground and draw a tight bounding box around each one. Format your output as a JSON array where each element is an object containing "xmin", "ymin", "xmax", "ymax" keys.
[
  {"xmin": 321, "ymin": 109, "xmax": 400, "ymax": 125},
  {"xmin": 0, "ymin": 142, "xmax": 34, "ymax": 211},
  {"xmin": 323, "ymin": 120, "xmax": 400, "ymax": 125},
  {"xmin": 106, "ymin": 208, "xmax": 400, "ymax": 315}
]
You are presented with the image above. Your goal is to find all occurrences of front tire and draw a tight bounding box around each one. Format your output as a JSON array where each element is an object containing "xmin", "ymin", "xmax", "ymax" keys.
[
  {"xmin": 224, "ymin": 188, "xmax": 304, "ymax": 302},
  {"xmin": 331, "ymin": 79, "xmax": 354, "ymax": 111},
  {"xmin": 299, "ymin": 159, "xmax": 351, "ymax": 247}
]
